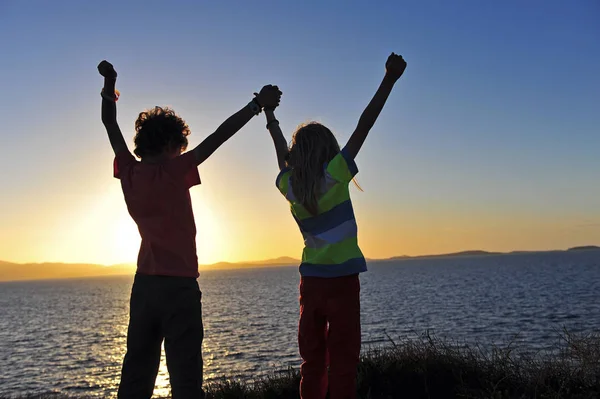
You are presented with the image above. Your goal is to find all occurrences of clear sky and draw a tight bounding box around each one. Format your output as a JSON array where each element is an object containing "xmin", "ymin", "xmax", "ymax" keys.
[{"xmin": 0, "ymin": 0, "xmax": 598, "ymax": 266}]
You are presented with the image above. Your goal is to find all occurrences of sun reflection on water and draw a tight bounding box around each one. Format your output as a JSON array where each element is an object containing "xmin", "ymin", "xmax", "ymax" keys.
[
  {"xmin": 1, "ymin": 269, "xmax": 305, "ymax": 397},
  {"xmin": 3, "ymin": 256, "xmax": 600, "ymax": 397},
  {"xmin": 103, "ymin": 320, "xmax": 172, "ymax": 397},
  {"xmin": 153, "ymin": 343, "xmax": 171, "ymax": 398}
]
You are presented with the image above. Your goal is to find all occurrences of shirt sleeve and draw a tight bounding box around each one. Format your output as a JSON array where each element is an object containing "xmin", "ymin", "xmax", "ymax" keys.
[
  {"xmin": 325, "ymin": 147, "xmax": 359, "ymax": 184},
  {"xmin": 164, "ymin": 151, "xmax": 201, "ymax": 189},
  {"xmin": 275, "ymin": 167, "xmax": 292, "ymax": 196},
  {"xmin": 113, "ymin": 150, "xmax": 137, "ymax": 179}
]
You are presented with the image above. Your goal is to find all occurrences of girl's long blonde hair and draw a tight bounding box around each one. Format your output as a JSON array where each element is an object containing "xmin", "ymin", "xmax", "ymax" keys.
[{"xmin": 287, "ymin": 122, "xmax": 360, "ymax": 215}]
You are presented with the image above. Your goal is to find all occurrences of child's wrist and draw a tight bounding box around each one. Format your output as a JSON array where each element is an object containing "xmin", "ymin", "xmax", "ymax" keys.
[
  {"xmin": 266, "ymin": 119, "xmax": 279, "ymax": 130},
  {"xmin": 253, "ymin": 95, "xmax": 263, "ymax": 108},
  {"xmin": 101, "ymin": 88, "xmax": 120, "ymax": 102},
  {"xmin": 383, "ymin": 74, "xmax": 398, "ymax": 84},
  {"xmin": 103, "ymin": 78, "xmax": 117, "ymax": 91},
  {"xmin": 248, "ymin": 98, "xmax": 262, "ymax": 115}
]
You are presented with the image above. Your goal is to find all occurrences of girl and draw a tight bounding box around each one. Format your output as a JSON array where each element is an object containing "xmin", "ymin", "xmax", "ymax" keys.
[{"xmin": 264, "ymin": 53, "xmax": 407, "ymax": 398}]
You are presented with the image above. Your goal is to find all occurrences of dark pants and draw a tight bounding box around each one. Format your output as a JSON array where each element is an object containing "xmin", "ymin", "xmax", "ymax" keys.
[
  {"xmin": 118, "ymin": 274, "xmax": 204, "ymax": 399},
  {"xmin": 299, "ymin": 274, "xmax": 361, "ymax": 399}
]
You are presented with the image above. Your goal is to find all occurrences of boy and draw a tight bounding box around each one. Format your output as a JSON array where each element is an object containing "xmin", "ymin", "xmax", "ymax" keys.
[{"xmin": 98, "ymin": 60, "xmax": 281, "ymax": 398}]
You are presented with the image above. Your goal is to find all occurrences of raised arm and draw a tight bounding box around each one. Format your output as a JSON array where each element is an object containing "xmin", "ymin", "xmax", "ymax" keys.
[
  {"xmin": 192, "ymin": 85, "xmax": 281, "ymax": 165},
  {"xmin": 344, "ymin": 53, "xmax": 407, "ymax": 159},
  {"xmin": 98, "ymin": 60, "xmax": 128, "ymax": 155},
  {"xmin": 265, "ymin": 108, "xmax": 289, "ymax": 170}
]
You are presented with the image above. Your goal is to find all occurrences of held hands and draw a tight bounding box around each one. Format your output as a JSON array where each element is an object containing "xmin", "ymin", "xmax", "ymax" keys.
[
  {"xmin": 385, "ymin": 53, "xmax": 407, "ymax": 82},
  {"xmin": 98, "ymin": 60, "xmax": 118, "ymax": 79},
  {"xmin": 254, "ymin": 85, "xmax": 282, "ymax": 110}
]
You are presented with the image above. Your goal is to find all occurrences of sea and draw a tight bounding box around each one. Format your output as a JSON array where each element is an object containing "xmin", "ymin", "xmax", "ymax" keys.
[{"xmin": 1, "ymin": 250, "xmax": 599, "ymax": 397}]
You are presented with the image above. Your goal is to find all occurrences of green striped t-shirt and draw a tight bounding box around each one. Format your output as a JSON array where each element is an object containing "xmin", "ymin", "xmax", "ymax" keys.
[{"xmin": 276, "ymin": 148, "xmax": 367, "ymax": 277}]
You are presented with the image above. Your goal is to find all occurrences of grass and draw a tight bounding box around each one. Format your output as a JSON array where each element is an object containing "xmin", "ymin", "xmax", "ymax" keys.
[{"xmin": 3, "ymin": 330, "xmax": 599, "ymax": 399}]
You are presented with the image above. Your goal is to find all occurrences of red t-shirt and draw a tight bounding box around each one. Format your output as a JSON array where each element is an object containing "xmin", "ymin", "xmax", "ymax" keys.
[{"xmin": 114, "ymin": 150, "xmax": 201, "ymax": 278}]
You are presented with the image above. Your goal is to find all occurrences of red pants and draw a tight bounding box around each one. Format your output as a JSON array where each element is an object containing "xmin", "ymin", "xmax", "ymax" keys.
[{"xmin": 298, "ymin": 274, "xmax": 361, "ymax": 399}]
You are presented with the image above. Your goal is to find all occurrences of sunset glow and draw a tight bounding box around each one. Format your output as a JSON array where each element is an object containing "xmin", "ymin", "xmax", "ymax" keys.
[{"xmin": 0, "ymin": 1, "xmax": 598, "ymax": 270}]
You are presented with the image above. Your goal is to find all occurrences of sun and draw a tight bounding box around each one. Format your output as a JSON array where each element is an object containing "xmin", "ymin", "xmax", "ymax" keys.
[
  {"xmin": 190, "ymin": 192, "xmax": 228, "ymax": 265},
  {"xmin": 55, "ymin": 183, "xmax": 233, "ymax": 266},
  {"xmin": 107, "ymin": 189, "xmax": 231, "ymax": 266},
  {"xmin": 112, "ymin": 213, "xmax": 141, "ymax": 264},
  {"xmin": 82, "ymin": 185, "xmax": 141, "ymax": 265}
]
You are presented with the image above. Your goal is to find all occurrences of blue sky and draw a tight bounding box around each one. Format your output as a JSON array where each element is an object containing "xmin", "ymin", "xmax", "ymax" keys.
[{"xmin": 0, "ymin": 0, "xmax": 598, "ymax": 265}]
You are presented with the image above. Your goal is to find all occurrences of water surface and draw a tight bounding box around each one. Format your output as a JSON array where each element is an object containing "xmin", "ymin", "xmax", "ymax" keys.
[{"xmin": 1, "ymin": 250, "xmax": 599, "ymax": 396}]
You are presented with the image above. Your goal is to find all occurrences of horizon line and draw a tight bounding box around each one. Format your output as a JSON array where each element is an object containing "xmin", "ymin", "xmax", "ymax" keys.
[{"xmin": 2, "ymin": 245, "xmax": 598, "ymax": 268}]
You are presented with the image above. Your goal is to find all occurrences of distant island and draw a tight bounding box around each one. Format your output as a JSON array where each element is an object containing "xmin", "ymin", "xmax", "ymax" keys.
[
  {"xmin": 0, "ymin": 246, "xmax": 598, "ymax": 282},
  {"xmin": 567, "ymin": 245, "xmax": 600, "ymax": 251},
  {"xmin": 382, "ymin": 250, "xmax": 501, "ymax": 262},
  {"xmin": 382, "ymin": 246, "xmax": 600, "ymax": 262}
]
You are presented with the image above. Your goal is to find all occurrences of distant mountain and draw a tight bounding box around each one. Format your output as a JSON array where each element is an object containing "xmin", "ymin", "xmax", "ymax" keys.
[
  {"xmin": 2, "ymin": 246, "xmax": 598, "ymax": 282},
  {"xmin": 0, "ymin": 257, "xmax": 300, "ymax": 282},
  {"xmin": 382, "ymin": 247, "xmax": 600, "ymax": 261},
  {"xmin": 378, "ymin": 255, "xmax": 410, "ymax": 261},
  {"xmin": 568, "ymin": 245, "xmax": 600, "ymax": 251},
  {"xmin": 248, "ymin": 256, "xmax": 299, "ymax": 266},
  {"xmin": 201, "ymin": 256, "xmax": 299, "ymax": 271},
  {"xmin": 0, "ymin": 261, "xmax": 135, "ymax": 282},
  {"xmin": 385, "ymin": 250, "xmax": 500, "ymax": 261}
]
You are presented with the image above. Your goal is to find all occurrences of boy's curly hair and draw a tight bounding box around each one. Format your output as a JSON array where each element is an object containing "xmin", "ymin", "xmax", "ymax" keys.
[{"xmin": 133, "ymin": 106, "xmax": 191, "ymax": 158}]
